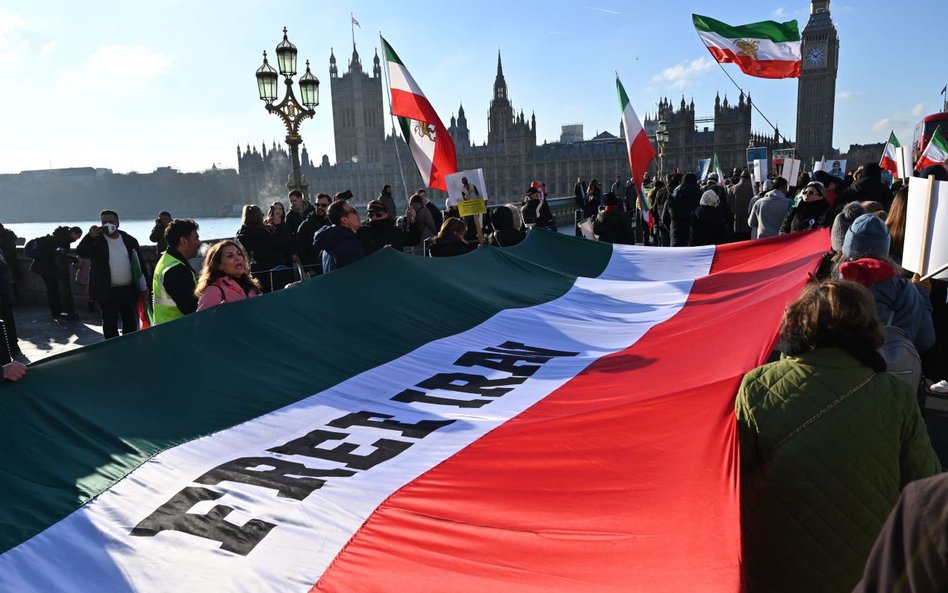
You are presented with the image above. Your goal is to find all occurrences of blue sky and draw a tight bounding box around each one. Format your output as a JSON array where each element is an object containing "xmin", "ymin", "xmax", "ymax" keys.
[{"xmin": 0, "ymin": 0, "xmax": 944, "ymax": 175}]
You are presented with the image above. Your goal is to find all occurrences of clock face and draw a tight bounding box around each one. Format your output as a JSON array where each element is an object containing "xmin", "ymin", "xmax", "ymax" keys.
[{"xmin": 806, "ymin": 47, "xmax": 826, "ymax": 66}]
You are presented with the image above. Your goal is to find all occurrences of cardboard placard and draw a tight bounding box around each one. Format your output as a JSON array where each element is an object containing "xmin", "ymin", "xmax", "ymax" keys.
[
  {"xmin": 457, "ymin": 199, "xmax": 487, "ymax": 217},
  {"xmin": 903, "ymin": 175, "xmax": 948, "ymax": 280}
]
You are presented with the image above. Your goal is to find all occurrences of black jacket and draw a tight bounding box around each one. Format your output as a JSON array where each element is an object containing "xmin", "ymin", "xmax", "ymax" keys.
[
  {"xmin": 286, "ymin": 203, "xmax": 315, "ymax": 244},
  {"xmin": 359, "ymin": 218, "xmax": 420, "ymax": 254},
  {"xmin": 296, "ymin": 212, "xmax": 331, "ymax": 272},
  {"xmin": 690, "ymin": 205, "xmax": 731, "ymax": 246},
  {"xmin": 593, "ymin": 209, "xmax": 635, "ymax": 244},
  {"xmin": 840, "ymin": 175, "xmax": 894, "ymax": 210},
  {"xmin": 425, "ymin": 202, "xmax": 444, "ymax": 230},
  {"xmin": 236, "ymin": 225, "xmax": 287, "ymax": 271},
  {"xmin": 313, "ymin": 225, "xmax": 365, "ymax": 273},
  {"xmin": 160, "ymin": 248, "xmax": 198, "ymax": 315},
  {"xmin": 779, "ymin": 199, "xmax": 833, "ymax": 234},
  {"xmin": 668, "ymin": 181, "xmax": 702, "ymax": 246},
  {"xmin": 487, "ymin": 206, "xmax": 524, "ymax": 247},
  {"xmin": 28, "ymin": 235, "xmax": 69, "ymax": 279},
  {"xmin": 76, "ymin": 231, "xmax": 145, "ymax": 301},
  {"xmin": 429, "ymin": 235, "xmax": 477, "ymax": 257}
]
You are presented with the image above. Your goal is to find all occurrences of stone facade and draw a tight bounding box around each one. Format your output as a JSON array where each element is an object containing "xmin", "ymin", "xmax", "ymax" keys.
[{"xmin": 237, "ymin": 44, "xmax": 786, "ymax": 208}]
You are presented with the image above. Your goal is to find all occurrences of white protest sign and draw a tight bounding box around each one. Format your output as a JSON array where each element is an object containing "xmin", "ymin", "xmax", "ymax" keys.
[
  {"xmin": 752, "ymin": 159, "xmax": 766, "ymax": 187},
  {"xmin": 896, "ymin": 146, "xmax": 914, "ymax": 179},
  {"xmin": 903, "ymin": 176, "xmax": 948, "ymax": 280},
  {"xmin": 445, "ymin": 169, "xmax": 489, "ymax": 207},
  {"xmin": 781, "ymin": 159, "xmax": 801, "ymax": 187}
]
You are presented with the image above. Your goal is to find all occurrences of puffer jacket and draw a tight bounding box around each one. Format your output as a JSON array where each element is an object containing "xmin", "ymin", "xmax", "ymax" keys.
[
  {"xmin": 838, "ymin": 258, "xmax": 936, "ymax": 353},
  {"xmin": 736, "ymin": 348, "xmax": 941, "ymax": 593},
  {"xmin": 196, "ymin": 275, "xmax": 259, "ymax": 311}
]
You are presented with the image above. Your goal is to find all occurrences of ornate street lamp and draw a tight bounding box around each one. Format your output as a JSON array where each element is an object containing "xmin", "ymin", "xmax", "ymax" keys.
[
  {"xmin": 255, "ymin": 27, "xmax": 319, "ymax": 197},
  {"xmin": 655, "ymin": 119, "xmax": 669, "ymax": 179}
]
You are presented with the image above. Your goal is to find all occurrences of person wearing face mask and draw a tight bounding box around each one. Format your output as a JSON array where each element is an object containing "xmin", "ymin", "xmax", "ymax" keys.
[
  {"xmin": 195, "ymin": 241, "xmax": 261, "ymax": 311},
  {"xmin": 76, "ymin": 210, "xmax": 148, "ymax": 339},
  {"xmin": 779, "ymin": 181, "xmax": 833, "ymax": 235}
]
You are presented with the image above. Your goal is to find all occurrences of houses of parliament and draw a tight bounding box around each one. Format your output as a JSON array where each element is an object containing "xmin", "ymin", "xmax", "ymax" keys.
[{"xmin": 239, "ymin": 1, "xmax": 839, "ymax": 205}]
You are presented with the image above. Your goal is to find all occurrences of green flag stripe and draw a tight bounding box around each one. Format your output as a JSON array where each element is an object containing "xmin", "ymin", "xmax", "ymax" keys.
[
  {"xmin": 692, "ymin": 14, "xmax": 800, "ymax": 43},
  {"xmin": 0, "ymin": 237, "xmax": 611, "ymax": 553},
  {"xmin": 380, "ymin": 37, "xmax": 403, "ymax": 65},
  {"xmin": 615, "ymin": 77, "xmax": 630, "ymax": 112}
]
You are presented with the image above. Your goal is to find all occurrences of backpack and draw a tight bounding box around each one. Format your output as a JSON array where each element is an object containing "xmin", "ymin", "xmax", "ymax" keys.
[
  {"xmin": 24, "ymin": 237, "xmax": 44, "ymax": 259},
  {"xmin": 878, "ymin": 316, "xmax": 923, "ymax": 407}
]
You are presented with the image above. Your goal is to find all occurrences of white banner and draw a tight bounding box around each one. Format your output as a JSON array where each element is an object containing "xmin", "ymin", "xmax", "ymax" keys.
[{"xmin": 903, "ymin": 176, "xmax": 948, "ymax": 280}]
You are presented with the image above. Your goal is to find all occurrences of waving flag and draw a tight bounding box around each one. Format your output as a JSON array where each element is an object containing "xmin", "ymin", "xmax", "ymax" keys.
[
  {"xmin": 382, "ymin": 36, "xmax": 456, "ymax": 191},
  {"xmin": 693, "ymin": 14, "xmax": 801, "ymax": 79},
  {"xmin": 879, "ymin": 131, "xmax": 901, "ymax": 177},
  {"xmin": 0, "ymin": 230, "xmax": 830, "ymax": 593},
  {"xmin": 917, "ymin": 125, "xmax": 948, "ymax": 171},
  {"xmin": 616, "ymin": 75, "xmax": 655, "ymax": 223}
]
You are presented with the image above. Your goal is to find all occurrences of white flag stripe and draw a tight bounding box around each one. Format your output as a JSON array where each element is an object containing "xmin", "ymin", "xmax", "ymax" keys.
[
  {"xmin": 622, "ymin": 103, "xmax": 644, "ymax": 143},
  {"xmin": 0, "ymin": 247, "xmax": 716, "ymax": 593},
  {"xmin": 387, "ymin": 62, "xmax": 426, "ymax": 98},
  {"xmin": 697, "ymin": 30, "xmax": 801, "ymax": 61}
]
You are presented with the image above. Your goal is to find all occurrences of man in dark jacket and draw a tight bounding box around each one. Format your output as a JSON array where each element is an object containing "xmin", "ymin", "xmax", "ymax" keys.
[
  {"xmin": 76, "ymin": 210, "xmax": 146, "ymax": 339},
  {"xmin": 667, "ymin": 173, "xmax": 702, "ymax": 246},
  {"xmin": 149, "ymin": 211, "xmax": 172, "ymax": 253},
  {"xmin": 378, "ymin": 185, "xmax": 398, "ymax": 220},
  {"xmin": 839, "ymin": 162, "xmax": 895, "ymax": 210},
  {"xmin": 593, "ymin": 193, "xmax": 635, "ymax": 245},
  {"xmin": 573, "ymin": 176, "xmax": 587, "ymax": 209},
  {"xmin": 29, "ymin": 226, "xmax": 81, "ymax": 320},
  {"xmin": 727, "ymin": 170, "xmax": 755, "ymax": 239},
  {"xmin": 285, "ymin": 190, "xmax": 314, "ymax": 245},
  {"xmin": 296, "ymin": 193, "xmax": 332, "ymax": 275},
  {"xmin": 359, "ymin": 199, "xmax": 419, "ymax": 254},
  {"xmin": 314, "ymin": 200, "xmax": 366, "ymax": 273},
  {"xmin": 418, "ymin": 188, "xmax": 443, "ymax": 230}
]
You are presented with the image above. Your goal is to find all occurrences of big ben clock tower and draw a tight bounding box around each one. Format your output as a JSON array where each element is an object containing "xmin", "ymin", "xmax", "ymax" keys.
[{"xmin": 795, "ymin": 0, "xmax": 839, "ymax": 165}]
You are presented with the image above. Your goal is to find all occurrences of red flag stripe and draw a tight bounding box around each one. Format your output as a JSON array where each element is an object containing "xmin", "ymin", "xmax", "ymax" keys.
[
  {"xmin": 313, "ymin": 231, "xmax": 830, "ymax": 593},
  {"xmin": 706, "ymin": 47, "xmax": 800, "ymax": 79}
]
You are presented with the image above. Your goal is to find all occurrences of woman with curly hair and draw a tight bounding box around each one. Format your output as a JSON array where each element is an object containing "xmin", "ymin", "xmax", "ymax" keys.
[
  {"xmin": 195, "ymin": 240, "xmax": 261, "ymax": 311},
  {"xmin": 736, "ymin": 279, "xmax": 939, "ymax": 593}
]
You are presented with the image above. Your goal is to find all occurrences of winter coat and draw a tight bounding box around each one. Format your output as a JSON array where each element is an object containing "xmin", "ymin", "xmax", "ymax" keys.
[
  {"xmin": 779, "ymin": 198, "xmax": 833, "ymax": 234},
  {"xmin": 668, "ymin": 181, "xmax": 702, "ymax": 246},
  {"xmin": 689, "ymin": 205, "xmax": 730, "ymax": 246},
  {"xmin": 593, "ymin": 208, "xmax": 635, "ymax": 244},
  {"xmin": 748, "ymin": 190, "xmax": 791, "ymax": 239},
  {"xmin": 840, "ymin": 176, "xmax": 895, "ymax": 211},
  {"xmin": 295, "ymin": 212, "xmax": 331, "ymax": 272},
  {"xmin": 838, "ymin": 258, "xmax": 936, "ymax": 353},
  {"xmin": 313, "ymin": 224, "xmax": 365, "ymax": 273},
  {"xmin": 411, "ymin": 202, "xmax": 437, "ymax": 241},
  {"xmin": 727, "ymin": 178, "xmax": 755, "ymax": 234},
  {"xmin": 236, "ymin": 224, "xmax": 287, "ymax": 272},
  {"xmin": 28, "ymin": 235, "xmax": 69, "ymax": 279},
  {"xmin": 75, "ymin": 231, "xmax": 146, "ymax": 301},
  {"xmin": 429, "ymin": 235, "xmax": 476, "ymax": 257},
  {"xmin": 359, "ymin": 217, "xmax": 420, "ymax": 254},
  {"xmin": 196, "ymin": 275, "xmax": 259, "ymax": 311},
  {"xmin": 486, "ymin": 206, "xmax": 523, "ymax": 247},
  {"xmin": 425, "ymin": 202, "xmax": 444, "ymax": 230},
  {"xmin": 285, "ymin": 202, "xmax": 314, "ymax": 243},
  {"xmin": 737, "ymin": 347, "xmax": 941, "ymax": 593}
]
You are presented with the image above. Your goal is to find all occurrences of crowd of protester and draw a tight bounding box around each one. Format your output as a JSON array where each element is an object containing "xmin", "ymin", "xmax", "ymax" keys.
[{"xmin": 4, "ymin": 162, "xmax": 948, "ymax": 590}]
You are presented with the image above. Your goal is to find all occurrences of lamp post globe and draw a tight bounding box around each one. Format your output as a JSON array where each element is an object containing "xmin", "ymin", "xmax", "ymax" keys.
[{"xmin": 254, "ymin": 28, "xmax": 316, "ymax": 198}]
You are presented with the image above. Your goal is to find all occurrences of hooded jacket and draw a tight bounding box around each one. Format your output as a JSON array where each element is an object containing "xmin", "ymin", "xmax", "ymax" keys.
[
  {"xmin": 838, "ymin": 258, "xmax": 936, "ymax": 353},
  {"xmin": 313, "ymin": 224, "xmax": 365, "ymax": 273},
  {"xmin": 840, "ymin": 163, "xmax": 895, "ymax": 210}
]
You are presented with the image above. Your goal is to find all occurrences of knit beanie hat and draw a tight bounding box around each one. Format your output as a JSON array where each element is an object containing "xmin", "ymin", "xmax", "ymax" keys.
[
  {"xmin": 831, "ymin": 201, "xmax": 866, "ymax": 252},
  {"xmin": 699, "ymin": 189, "xmax": 720, "ymax": 207},
  {"xmin": 842, "ymin": 213, "xmax": 890, "ymax": 260}
]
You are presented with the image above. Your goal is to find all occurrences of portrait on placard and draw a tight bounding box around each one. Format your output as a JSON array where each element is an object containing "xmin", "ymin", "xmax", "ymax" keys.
[
  {"xmin": 822, "ymin": 159, "xmax": 847, "ymax": 179},
  {"xmin": 445, "ymin": 169, "xmax": 489, "ymax": 206}
]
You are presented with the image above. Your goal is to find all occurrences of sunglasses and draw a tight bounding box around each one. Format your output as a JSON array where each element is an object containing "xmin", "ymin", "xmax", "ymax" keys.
[
  {"xmin": 316, "ymin": 203, "xmax": 329, "ymax": 208},
  {"xmin": 370, "ymin": 211, "xmax": 386, "ymax": 219},
  {"xmin": 803, "ymin": 190, "xmax": 822, "ymax": 196}
]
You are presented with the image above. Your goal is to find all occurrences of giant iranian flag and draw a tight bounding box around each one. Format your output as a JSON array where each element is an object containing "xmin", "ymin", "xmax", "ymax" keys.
[
  {"xmin": 0, "ymin": 230, "xmax": 830, "ymax": 592},
  {"xmin": 382, "ymin": 36, "xmax": 456, "ymax": 191},
  {"xmin": 616, "ymin": 76, "xmax": 656, "ymax": 223},
  {"xmin": 693, "ymin": 14, "xmax": 801, "ymax": 79},
  {"xmin": 917, "ymin": 125, "xmax": 948, "ymax": 171}
]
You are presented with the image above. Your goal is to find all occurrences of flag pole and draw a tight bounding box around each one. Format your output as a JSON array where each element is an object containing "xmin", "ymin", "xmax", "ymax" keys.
[
  {"xmin": 378, "ymin": 33, "xmax": 411, "ymax": 202},
  {"xmin": 712, "ymin": 60, "xmax": 784, "ymax": 145}
]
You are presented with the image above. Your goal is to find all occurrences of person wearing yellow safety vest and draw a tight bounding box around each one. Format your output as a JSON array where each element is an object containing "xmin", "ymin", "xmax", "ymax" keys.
[{"xmin": 152, "ymin": 219, "xmax": 201, "ymax": 325}]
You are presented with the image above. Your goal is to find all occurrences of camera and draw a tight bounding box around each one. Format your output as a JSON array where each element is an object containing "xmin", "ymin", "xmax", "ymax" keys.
[{"xmin": 337, "ymin": 189, "xmax": 353, "ymax": 201}]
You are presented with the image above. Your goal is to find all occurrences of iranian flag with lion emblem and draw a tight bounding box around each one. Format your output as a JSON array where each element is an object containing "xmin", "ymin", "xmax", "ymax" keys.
[{"xmin": 382, "ymin": 36, "xmax": 456, "ymax": 191}]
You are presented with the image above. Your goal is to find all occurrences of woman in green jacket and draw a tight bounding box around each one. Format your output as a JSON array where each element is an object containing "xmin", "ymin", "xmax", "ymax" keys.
[{"xmin": 736, "ymin": 279, "xmax": 940, "ymax": 593}]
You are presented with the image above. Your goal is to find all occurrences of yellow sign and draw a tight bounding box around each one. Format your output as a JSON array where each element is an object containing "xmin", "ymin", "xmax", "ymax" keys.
[{"xmin": 457, "ymin": 198, "xmax": 487, "ymax": 217}]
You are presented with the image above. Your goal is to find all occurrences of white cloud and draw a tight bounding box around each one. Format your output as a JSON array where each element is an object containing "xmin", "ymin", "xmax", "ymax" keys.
[
  {"xmin": 649, "ymin": 57, "xmax": 715, "ymax": 90},
  {"xmin": 911, "ymin": 102, "xmax": 926, "ymax": 117},
  {"xmin": 40, "ymin": 41, "xmax": 56, "ymax": 55},
  {"xmin": 871, "ymin": 117, "xmax": 892, "ymax": 132},
  {"xmin": 772, "ymin": 7, "xmax": 788, "ymax": 18},
  {"xmin": 59, "ymin": 45, "xmax": 173, "ymax": 92},
  {"xmin": 0, "ymin": 10, "xmax": 30, "ymax": 64},
  {"xmin": 836, "ymin": 90, "xmax": 862, "ymax": 101}
]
